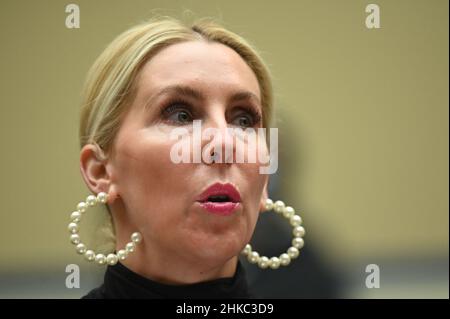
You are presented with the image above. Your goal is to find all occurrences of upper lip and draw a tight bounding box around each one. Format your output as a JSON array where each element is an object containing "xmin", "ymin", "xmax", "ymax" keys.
[{"xmin": 196, "ymin": 183, "xmax": 241, "ymax": 203}]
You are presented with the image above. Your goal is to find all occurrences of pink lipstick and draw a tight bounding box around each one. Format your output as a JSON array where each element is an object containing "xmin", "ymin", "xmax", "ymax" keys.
[{"xmin": 196, "ymin": 183, "xmax": 241, "ymax": 216}]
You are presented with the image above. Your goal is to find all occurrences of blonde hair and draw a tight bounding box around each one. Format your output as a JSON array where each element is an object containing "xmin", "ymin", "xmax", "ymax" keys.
[{"xmin": 78, "ymin": 16, "xmax": 274, "ymax": 250}]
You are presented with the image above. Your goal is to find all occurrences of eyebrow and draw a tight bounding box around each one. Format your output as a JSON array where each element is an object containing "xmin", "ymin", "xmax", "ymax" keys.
[{"xmin": 143, "ymin": 84, "xmax": 261, "ymax": 110}]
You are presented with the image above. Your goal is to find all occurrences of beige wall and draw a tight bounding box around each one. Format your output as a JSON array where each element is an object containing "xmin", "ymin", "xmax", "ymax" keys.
[{"xmin": 0, "ymin": 0, "xmax": 447, "ymax": 296}]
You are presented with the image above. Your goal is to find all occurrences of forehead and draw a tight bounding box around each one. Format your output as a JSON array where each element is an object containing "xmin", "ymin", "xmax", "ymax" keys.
[{"xmin": 136, "ymin": 40, "xmax": 261, "ymax": 99}]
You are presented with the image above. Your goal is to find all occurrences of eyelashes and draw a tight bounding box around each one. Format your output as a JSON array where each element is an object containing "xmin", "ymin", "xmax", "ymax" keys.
[
  {"xmin": 159, "ymin": 98, "xmax": 263, "ymax": 127},
  {"xmin": 235, "ymin": 106, "xmax": 262, "ymax": 127}
]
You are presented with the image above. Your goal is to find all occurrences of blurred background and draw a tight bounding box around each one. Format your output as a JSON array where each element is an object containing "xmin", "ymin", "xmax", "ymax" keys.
[{"xmin": 0, "ymin": 0, "xmax": 448, "ymax": 298}]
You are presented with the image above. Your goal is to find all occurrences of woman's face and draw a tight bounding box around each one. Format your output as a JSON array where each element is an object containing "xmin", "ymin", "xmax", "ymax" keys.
[{"xmin": 107, "ymin": 40, "xmax": 268, "ymax": 268}]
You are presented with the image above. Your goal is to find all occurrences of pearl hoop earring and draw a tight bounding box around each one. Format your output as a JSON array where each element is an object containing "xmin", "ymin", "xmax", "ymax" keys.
[
  {"xmin": 241, "ymin": 199, "xmax": 305, "ymax": 269},
  {"xmin": 68, "ymin": 192, "xmax": 142, "ymax": 266}
]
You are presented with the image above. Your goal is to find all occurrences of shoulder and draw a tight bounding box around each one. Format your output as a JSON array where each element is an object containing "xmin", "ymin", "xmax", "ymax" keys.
[{"xmin": 81, "ymin": 285, "xmax": 106, "ymax": 299}]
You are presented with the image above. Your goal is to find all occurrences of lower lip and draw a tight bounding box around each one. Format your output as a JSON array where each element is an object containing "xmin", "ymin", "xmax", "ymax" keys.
[{"xmin": 198, "ymin": 202, "xmax": 240, "ymax": 216}]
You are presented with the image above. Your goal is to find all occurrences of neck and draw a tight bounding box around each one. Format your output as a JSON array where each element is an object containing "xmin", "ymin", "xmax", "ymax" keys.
[{"xmin": 117, "ymin": 239, "xmax": 239, "ymax": 285}]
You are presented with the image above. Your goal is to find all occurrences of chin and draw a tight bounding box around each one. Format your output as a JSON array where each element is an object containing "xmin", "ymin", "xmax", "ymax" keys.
[{"xmin": 185, "ymin": 234, "xmax": 243, "ymax": 266}]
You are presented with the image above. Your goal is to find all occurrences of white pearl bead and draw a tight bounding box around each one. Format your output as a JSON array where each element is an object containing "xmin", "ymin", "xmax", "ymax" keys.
[
  {"xmin": 75, "ymin": 243, "xmax": 86, "ymax": 254},
  {"xmin": 77, "ymin": 202, "xmax": 87, "ymax": 213},
  {"xmin": 70, "ymin": 234, "xmax": 81, "ymax": 245},
  {"xmin": 269, "ymin": 257, "xmax": 280, "ymax": 269},
  {"xmin": 293, "ymin": 226, "xmax": 305, "ymax": 238},
  {"xmin": 97, "ymin": 192, "xmax": 108, "ymax": 204},
  {"xmin": 86, "ymin": 195, "xmax": 97, "ymax": 206},
  {"xmin": 292, "ymin": 237, "xmax": 304, "ymax": 249},
  {"xmin": 247, "ymin": 251, "xmax": 260, "ymax": 264},
  {"xmin": 290, "ymin": 215, "xmax": 302, "ymax": 227},
  {"xmin": 279, "ymin": 253, "xmax": 291, "ymax": 266},
  {"xmin": 68, "ymin": 222, "xmax": 79, "ymax": 234},
  {"xmin": 265, "ymin": 199, "xmax": 274, "ymax": 211},
  {"xmin": 258, "ymin": 256, "xmax": 270, "ymax": 269},
  {"xmin": 240, "ymin": 200, "xmax": 304, "ymax": 270},
  {"xmin": 95, "ymin": 254, "xmax": 106, "ymax": 265},
  {"xmin": 84, "ymin": 250, "xmax": 95, "ymax": 261},
  {"xmin": 283, "ymin": 206, "xmax": 295, "ymax": 219},
  {"xmin": 116, "ymin": 249, "xmax": 128, "ymax": 260},
  {"xmin": 242, "ymin": 244, "xmax": 252, "ymax": 255},
  {"xmin": 287, "ymin": 246, "xmax": 299, "ymax": 259},
  {"xmin": 131, "ymin": 232, "xmax": 142, "ymax": 244},
  {"xmin": 125, "ymin": 242, "xmax": 136, "ymax": 253},
  {"xmin": 274, "ymin": 200, "xmax": 285, "ymax": 213},
  {"xmin": 106, "ymin": 254, "xmax": 118, "ymax": 265},
  {"xmin": 70, "ymin": 211, "xmax": 82, "ymax": 222}
]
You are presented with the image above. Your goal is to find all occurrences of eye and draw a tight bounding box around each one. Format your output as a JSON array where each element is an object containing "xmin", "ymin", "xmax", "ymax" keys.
[
  {"xmin": 162, "ymin": 102, "xmax": 194, "ymax": 125},
  {"xmin": 230, "ymin": 107, "xmax": 262, "ymax": 128},
  {"xmin": 233, "ymin": 114, "xmax": 253, "ymax": 128}
]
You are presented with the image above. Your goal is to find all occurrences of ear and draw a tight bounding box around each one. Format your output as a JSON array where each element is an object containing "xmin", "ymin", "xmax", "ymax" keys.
[
  {"xmin": 79, "ymin": 144, "xmax": 119, "ymax": 204},
  {"xmin": 258, "ymin": 180, "xmax": 269, "ymax": 213}
]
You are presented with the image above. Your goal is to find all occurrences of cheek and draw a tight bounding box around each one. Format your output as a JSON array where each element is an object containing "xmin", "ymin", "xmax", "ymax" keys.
[
  {"xmin": 239, "ymin": 163, "xmax": 267, "ymax": 236},
  {"xmin": 114, "ymin": 132, "xmax": 189, "ymax": 229},
  {"xmin": 238, "ymin": 135, "xmax": 270, "ymax": 203}
]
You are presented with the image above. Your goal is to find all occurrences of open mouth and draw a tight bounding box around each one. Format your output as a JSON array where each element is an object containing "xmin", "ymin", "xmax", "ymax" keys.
[
  {"xmin": 196, "ymin": 183, "xmax": 241, "ymax": 203},
  {"xmin": 196, "ymin": 183, "xmax": 241, "ymax": 216},
  {"xmin": 205, "ymin": 195, "xmax": 234, "ymax": 203}
]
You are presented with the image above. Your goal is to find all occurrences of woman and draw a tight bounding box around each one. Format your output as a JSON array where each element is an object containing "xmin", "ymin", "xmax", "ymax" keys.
[{"xmin": 68, "ymin": 16, "xmax": 305, "ymax": 298}]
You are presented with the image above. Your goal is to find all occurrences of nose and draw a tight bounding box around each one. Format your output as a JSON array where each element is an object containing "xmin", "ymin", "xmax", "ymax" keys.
[{"xmin": 200, "ymin": 111, "xmax": 235, "ymax": 165}]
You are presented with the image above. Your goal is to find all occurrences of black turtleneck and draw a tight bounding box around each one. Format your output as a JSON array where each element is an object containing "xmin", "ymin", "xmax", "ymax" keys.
[{"xmin": 82, "ymin": 261, "xmax": 251, "ymax": 299}]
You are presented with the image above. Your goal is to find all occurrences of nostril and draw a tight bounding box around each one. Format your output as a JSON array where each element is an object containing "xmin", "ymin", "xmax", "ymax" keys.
[{"xmin": 210, "ymin": 150, "xmax": 217, "ymax": 163}]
